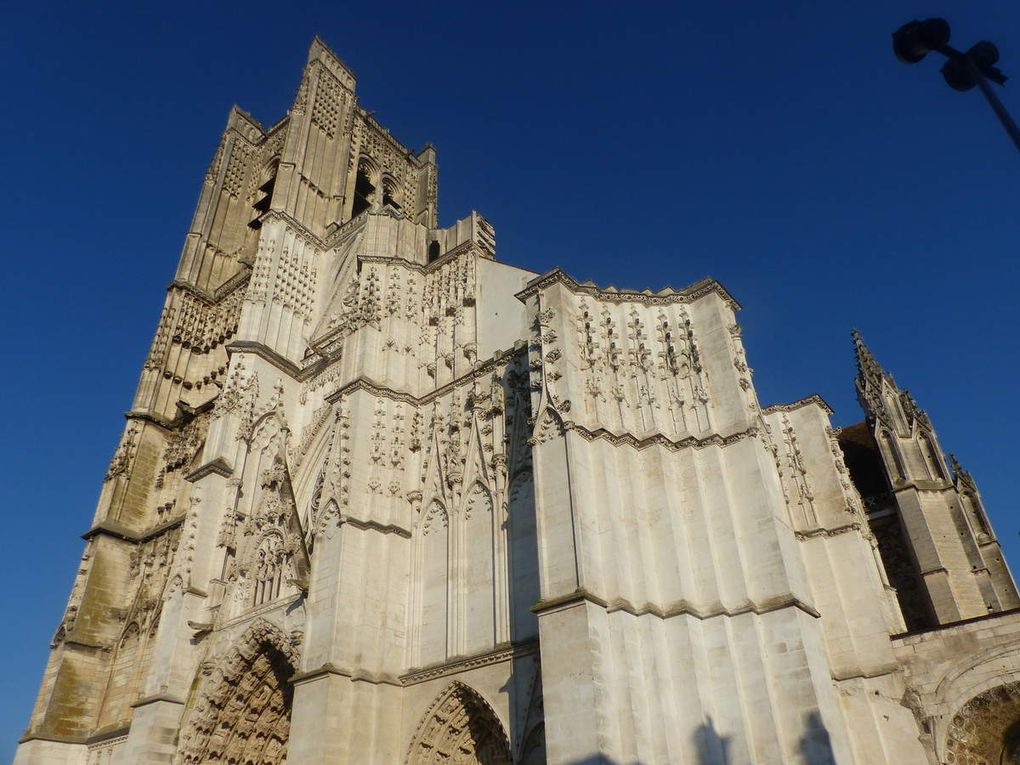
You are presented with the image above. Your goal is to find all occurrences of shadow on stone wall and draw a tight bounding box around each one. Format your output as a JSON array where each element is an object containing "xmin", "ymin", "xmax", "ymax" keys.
[
  {"xmin": 695, "ymin": 715, "xmax": 731, "ymax": 764},
  {"xmin": 798, "ymin": 710, "xmax": 836, "ymax": 764},
  {"xmin": 559, "ymin": 709, "xmax": 835, "ymax": 764}
]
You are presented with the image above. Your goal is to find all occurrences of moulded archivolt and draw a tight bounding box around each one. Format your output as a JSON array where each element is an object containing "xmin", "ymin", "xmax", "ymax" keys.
[
  {"xmin": 404, "ymin": 681, "xmax": 511, "ymax": 765},
  {"xmin": 176, "ymin": 618, "xmax": 300, "ymax": 765}
]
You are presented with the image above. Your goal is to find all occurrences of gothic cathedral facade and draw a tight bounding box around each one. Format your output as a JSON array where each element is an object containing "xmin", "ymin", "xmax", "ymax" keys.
[{"xmin": 16, "ymin": 39, "xmax": 1020, "ymax": 765}]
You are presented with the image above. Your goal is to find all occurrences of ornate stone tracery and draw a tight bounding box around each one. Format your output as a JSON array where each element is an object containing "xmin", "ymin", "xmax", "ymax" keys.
[
  {"xmin": 177, "ymin": 619, "xmax": 299, "ymax": 765},
  {"xmin": 20, "ymin": 35, "xmax": 1020, "ymax": 765},
  {"xmin": 405, "ymin": 682, "xmax": 512, "ymax": 765},
  {"xmin": 943, "ymin": 683, "xmax": 1020, "ymax": 765}
]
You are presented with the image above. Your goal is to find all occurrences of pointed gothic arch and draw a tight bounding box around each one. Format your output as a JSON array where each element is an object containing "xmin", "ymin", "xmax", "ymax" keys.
[
  {"xmin": 97, "ymin": 621, "xmax": 142, "ymax": 727},
  {"xmin": 415, "ymin": 500, "xmax": 450, "ymax": 666},
  {"xmin": 353, "ymin": 156, "xmax": 379, "ymax": 216},
  {"xmin": 507, "ymin": 468, "xmax": 540, "ymax": 642},
  {"xmin": 462, "ymin": 482, "xmax": 496, "ymax": 654},
  {"xmin": 176, "ymin": 619, "xmax": 299, "ymax": 765},
  {"xmin": 880, "ymin": 429, "xmax": 905, "ymax": 482},
  {"xmin": 405, "ymin": 682, "xmax": 511, "ymax": 765},
  {"xmin": 919, "ymin": 432, "xmax": 945, "ymax": 481}
]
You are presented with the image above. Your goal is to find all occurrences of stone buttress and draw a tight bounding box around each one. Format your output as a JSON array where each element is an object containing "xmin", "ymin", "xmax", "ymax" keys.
[{"xmin": 16, "ymin": 36, "xmax": 1020, "ymax": 765}]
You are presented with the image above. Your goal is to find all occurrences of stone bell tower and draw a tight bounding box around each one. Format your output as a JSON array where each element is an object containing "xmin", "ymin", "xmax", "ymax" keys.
[
  {"xmin": 16, "ymin": 35, "xmax": 1020, "ymax": 765},
  {"xmin": 15, "ymin": 38, "xmax": 522, "ymax": 765}
]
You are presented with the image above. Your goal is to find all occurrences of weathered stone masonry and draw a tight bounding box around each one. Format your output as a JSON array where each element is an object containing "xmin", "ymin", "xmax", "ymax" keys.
[{"xmin": 16, "ymin": 37, "xmax": 1020, "ymax": 765}]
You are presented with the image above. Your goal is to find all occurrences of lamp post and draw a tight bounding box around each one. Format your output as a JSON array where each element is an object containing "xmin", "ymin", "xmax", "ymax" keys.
[{"xmin": 893, "ymin": 18, "xmax": 1020, "ymax": 151}]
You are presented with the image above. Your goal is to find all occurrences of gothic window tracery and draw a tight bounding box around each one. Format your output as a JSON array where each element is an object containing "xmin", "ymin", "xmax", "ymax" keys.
[
  {"xmin": 253, "ymin": 532, "xmax": 287, "ymax": 607},
  {"xmin": 943, "ymin": 682, "xmax": 1020, "ymax": 765},
  {"xmin": 880, "ymin": 430, "xmax": 905, "ymax": 482}
]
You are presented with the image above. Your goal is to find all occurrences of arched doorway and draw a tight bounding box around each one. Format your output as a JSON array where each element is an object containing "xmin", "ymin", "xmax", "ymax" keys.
[
  {"xmin": 177, "ymin": 620, "xmax": 298, "ymax": 764},
  {"xmin": 406, "ymin": 682, "xmax": 512, "ymax": 764},
  {"xmin": 944, "ymin": 682, "xmax": 1020, "ymax": 765}
]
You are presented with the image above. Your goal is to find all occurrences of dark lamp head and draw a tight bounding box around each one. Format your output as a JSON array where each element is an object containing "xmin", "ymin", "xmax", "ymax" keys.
[{"xmin": 893, "ymin": 18, "xmax": 951, "ymax": 64}]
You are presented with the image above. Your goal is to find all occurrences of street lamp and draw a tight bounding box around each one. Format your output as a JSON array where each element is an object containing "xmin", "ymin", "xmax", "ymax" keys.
[{"xmin": 893, "ymin": 18, "xmax": 1020, "ymax": 151}]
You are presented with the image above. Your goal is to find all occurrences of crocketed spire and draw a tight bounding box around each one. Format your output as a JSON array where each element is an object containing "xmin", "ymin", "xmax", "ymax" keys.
[{"xmin": 852, "ymin": 329, "xmax": 890, "ymax": 420}]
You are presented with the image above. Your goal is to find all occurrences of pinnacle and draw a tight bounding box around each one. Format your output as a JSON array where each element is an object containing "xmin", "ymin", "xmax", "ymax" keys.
[{"xmin": 851, "ymin": 329, "xmax": 891, "ymax": 388}]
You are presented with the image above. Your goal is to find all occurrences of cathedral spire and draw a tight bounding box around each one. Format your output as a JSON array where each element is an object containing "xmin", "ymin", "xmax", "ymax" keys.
[
  {"xmin": 852, "ymin": 329, "xmax": 891, "ymax": 421},
  {"xmin": 852, "ymin": 329, "xmax": 890, "ymax": 389},
  {"xmin": 852, "ymin": 329, "xmax": 931, "ymax": 430}
]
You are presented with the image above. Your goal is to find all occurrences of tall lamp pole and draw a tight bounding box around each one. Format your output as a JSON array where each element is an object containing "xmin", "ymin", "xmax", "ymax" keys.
[{"xmin": 893, "ymin": 18, "xmax": 1020, "ymax": 151}]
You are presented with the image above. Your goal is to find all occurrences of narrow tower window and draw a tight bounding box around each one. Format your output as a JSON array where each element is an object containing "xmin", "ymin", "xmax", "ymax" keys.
[
  {"xmin": 352, "ymin": 159, "xmax": 376, "ymax": 217},
  {"xmin": 382, "ymin": 177, "xmax": 401, "ymax": 210},
  {"xmin": 249, "ymin": 158, "xmax": 280, "ymax": 230}
]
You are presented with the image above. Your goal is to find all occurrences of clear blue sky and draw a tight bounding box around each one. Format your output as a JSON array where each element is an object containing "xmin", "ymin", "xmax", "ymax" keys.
[{"xmin": 2, "ymin": 1, "xmax": 1019, "ymax": 757}]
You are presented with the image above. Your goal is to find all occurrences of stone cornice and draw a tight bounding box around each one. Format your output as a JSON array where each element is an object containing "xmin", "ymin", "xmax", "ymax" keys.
[
  {"xmin": 830, "ymin": 664, "xmax": 901, "ymax": 682},
  {"xmin": 399, "ymin": 640, "xmax": 540, "ymax": 686},
  {"xmin": 264, "ymin": 114, "xmax": 291, "ymax": 139},
  {"xmin": 18, "ymin": 731, "xmax": 87, "ymax": 745},
  {"xmin": 762, "ymin": 394, "xmax": 834, "ymax": 417},
  {"xmin": 81, "ymin": 518, "xmax": 145, "ymax": 543},
  {"xmin": 260, "ymin": 209, "xmax": 328, "ymax": 250},
  {"xmin": 307, "ymin": 241, "xmax": 495, "ymax": 352},
  {"xmin": 216, "ymin": 596, "xmax": 304, "ymax": 634},
  {"xmin": 82, "ymin": 514, "xmax": 186, "ymax": 545},
  {"xmin": 227, "ymin": 106, "xmax": 265, "ymax": 138},
  {"xmin": 320, "ymin": 375, "xmax": 754, "ymax": 454},
  {"xmin": 86, "ymin": 727, "xmax": 131, "ymax": 745},
  {"xmin": 291, "ymin": 641, "xmax": 540, "ymax": 689},
  {"xmin": 323, "ymin": 208, "xmax": 369, "ymax": 245},
  {"xmin": 307, "ymin": 244, "xmax": 493, "ymax": 354},
  {"xmin": 340, "ymin": 514, "xmax": 412, "ymax": 539},
  {"xmin": 891, "ymin": 605, "xmax": 1020, "ymax": 643},
  {"xmin": 308, "ymin": 36, "xmax": 358, "ymax": 91},
  {"xmin": 357, "ymin": 107, "xmax": 422, "ymax": 166},
  {"xmin": 62, "ymin": 637, "xmax": 107, "ymax": 651},
  {"xmin": 566, "ymin": 422, "xmax": 758, "ymax": 453},
  {"xmin": 167, "ymin": 267, "xmax": 251, "ymax": 306},
  {"xmin": 20, "ymin": 726, "xmax": 131, "ymax": 746},
  {"xmin": 892, "ymin": 477, "xmax": 956, "ymax": 494},
  {"xmin": 531, "ymin": 587, "xmax": 820, "ymax": 621},
  {"xmin": 185, "ymin": 457, "xmax": 234, "ymax": 482},
  {"xmin": 125, "ymin": 409, "xmax": 181, "ymax": 430},
  {"xmin": 325, "ymin": 347, "xmax": 526, "ymax": 406},
  {"xmin": 291, "ymin": 662, "xmax": 402, "ymax": 688},
  {"xmin": 229, "ymin": 338, "xmax": 525, "ymax": 389},
  {"xmin": 131, "ymin": 692, "xmax": 185, "ymax": 708},
  {"xmin": 794, "ymin": 522, "xmax": 864, "ymax": 541},
  {"xmin": 214, "ymin": 268, "xmax": 252, "ymax": 300},
  {"xmin": 357, "ymin": 242, "xmax": 488, "ymax": 275},
  {"xmin": 226, "ymin": 340, "xmax": 307, "ymax": 378},
  {"xmin": 515, "ymin": 268, "xmax": 741, "ymax": 311}
]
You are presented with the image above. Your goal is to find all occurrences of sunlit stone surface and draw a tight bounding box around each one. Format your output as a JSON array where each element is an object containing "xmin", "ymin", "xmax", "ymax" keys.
[{"xmin": 15, "ymin": 38, "xmax": 1020, "ymax": 765}]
